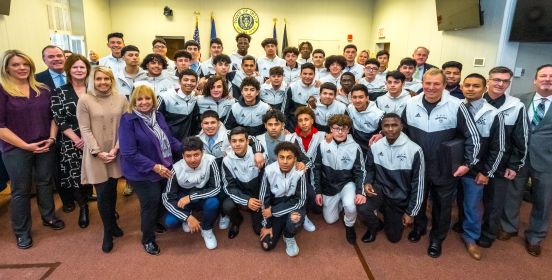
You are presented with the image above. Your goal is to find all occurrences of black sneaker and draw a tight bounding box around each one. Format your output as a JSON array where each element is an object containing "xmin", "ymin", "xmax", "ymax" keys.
[
  {"xmin": 42, "ymin": 218, "xmax": 65, "ymax": 230},
  {"xmin": 345, "ymin": 226, "xmax": 357, "ymax": 245},
  {"xmin": 16, "ymin": 235, "xmax": 33, "ymax": 249},
  {"xmin": 144, "ymin": 241, "xmax": 160, "ymax": 255},
  {"xmin": 228, "ymin": 224, "xmax": 240, "ymax": 239},
  {"xmin": 361, "ymin": 229, "xmax": 376, "ymax": 243}
]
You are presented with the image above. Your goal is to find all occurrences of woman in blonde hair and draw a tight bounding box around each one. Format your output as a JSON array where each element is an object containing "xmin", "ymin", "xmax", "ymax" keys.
[
  {"xmin": 119, "ymin": 84, "xmax": 182, "ymax": 255},
  {"xmin": 77, "ymin": 66, "xmax": 128, "ymax": 253},
  {"xmin": 0, "ymin": 50, "xmax": 65, "ymax": 249},
  {"xmin": 51, "ymin": 54, "xmax": 93, "ymax": 228}
]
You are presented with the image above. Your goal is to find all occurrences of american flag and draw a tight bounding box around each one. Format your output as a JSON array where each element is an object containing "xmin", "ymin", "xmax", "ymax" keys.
[{"xmin": 193, "ymin": 16, "xmax": 200, "ymax": 46}]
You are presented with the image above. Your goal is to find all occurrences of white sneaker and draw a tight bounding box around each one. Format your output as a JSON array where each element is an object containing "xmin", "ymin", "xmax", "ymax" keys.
[
  {"xmin": 201, "ymin": 229, "xmax": 218, "ymax": 250},
  {"xmin": 303, "ymin": 215, "xmax": 316, "ymax": 232},
  {"xmin": 284, "ymin": 237, "xmax": 299, "ymax": 257},
  {"xmin": 218, "ymin": 215, "xmax": 230, "ymax": 230},
  {"xmin": 181, "ymin": 221, "xmax": 190, "ymax": 233}
]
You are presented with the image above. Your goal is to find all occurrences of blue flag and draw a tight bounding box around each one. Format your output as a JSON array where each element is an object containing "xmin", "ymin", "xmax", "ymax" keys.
[
  {"xmin": 273, "ymin": 21, "xmax": 278, "ymax": 55},
  {"xmin": 193, "ymin": 16, "xmax": 200, "ymax": 46},
  {"xmin": 210, "ymin": 15, "xmax": 217, "ymax": 40},
  {"xmin": 282, "ymin": 23, "xmax": 288, "ymax": 54}
]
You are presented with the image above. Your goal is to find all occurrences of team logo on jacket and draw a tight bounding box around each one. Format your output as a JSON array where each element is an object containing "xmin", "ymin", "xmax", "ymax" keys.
[
  {"xmin": 435, "ymin": 115, "xmax": 447, "ymax": 123},
  {"xmin": 415, "ymin": 113, "xmax": 421, "ymax": 118},
  {"xmin": 396, "ymin": 153, "xmax": 407, "ymax": 161},
  {"xmin": 476, "ymin": 118, "xmax": 487, "ymax": 126},
  {"xmin": 341, "ymin": 154, "xmax": 352, "ymax": 163}
]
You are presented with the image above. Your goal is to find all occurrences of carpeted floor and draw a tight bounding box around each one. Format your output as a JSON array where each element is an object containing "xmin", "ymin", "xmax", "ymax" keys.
[{"xmin": 0, "ymin": 181, "xmax": 550, "ymax": 280}]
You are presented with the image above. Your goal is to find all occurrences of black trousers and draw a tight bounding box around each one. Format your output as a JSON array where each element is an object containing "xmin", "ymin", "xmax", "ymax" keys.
[
  {"xmin": 2, "ymin": 148, "xmax": 56, "ymax": 236},
  {"xmin": 262, "ymin": 208, "xmax": 305, "ymax": 251},
  {"xmin": 413, "ymin": 179, "xmax": 456, "ymax": 242},
  {"xmin": 94, "ymin": 178, "xmax": 118, "ymax": 234},
  {"xmin": 221, "ymin": 197, "xmax": 263, "ymax": 235},
  {"xmin": 357, "ymin": 189, "xmax": 407, "ymax": 243},
  {"xmin": 128, "ymin": 179, "xmax": 165, "ymax": 244}
]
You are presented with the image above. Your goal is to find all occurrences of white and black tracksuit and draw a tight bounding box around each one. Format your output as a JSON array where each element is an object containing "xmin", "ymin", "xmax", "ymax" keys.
[
  {"xmin": 158, "ymin": 90, "xmax": 200, "ymax": 142},
  {"xmin": 357, "ymin": 132, "xmax": 425, "ymax": 242},
  {"xmin": 115, "ymin": 68, "xmax": 148, "ymax": 97},
  {"xmin": 221, "ymin": 147, "xmax": 264, "ymax": 234},
  {"xmin": 345, "ymin": 102, "xmax": 384, "ymax": 154},
  {"xmin": 358, "ymin": 77, "xmax": 387, "ymax": 101},
  {"xmin": 314, "ymin": 100, "xmax": 347, "ymax": 133},
  {"xmin": 197, "ymin": 95, "xmax": 235, "ymax": 124},
  {"xmin": 144, "ymin": 73, "xmax": 180, "ymax": 100},
  {"xmin": 285, "ymin": 81, "xmax": 320, "ymax": 130},
  {"xmin": 376, "ymin": 90, "xmax": 413, "ymax": 115},
  {"xmin": 259, "ymin": 162, "xmax": 307, "ymax": 250},
  {"xmin": 313, "ymin": 135, "xmax": 367, "ymax": 227},
  {"xmin": 224, "ymin": 96, "xmax": 271, "ymax": 136},
  {"xmin": 481, "ymin": 93, "xmax": 528, "ymax": 241},
  {"xmin": 162, "ymin": 154, "xmax": 221, "ymax": 230},
  {"xmin": 260, "ymin": 81, "xmax": 288, "ymax": 112},
  {"xmin": 401, "ymin": 92, "xmax": 480, "ymax": 242}
]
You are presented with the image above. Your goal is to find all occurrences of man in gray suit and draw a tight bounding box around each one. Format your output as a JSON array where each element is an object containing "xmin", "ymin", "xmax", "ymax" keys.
[{"xmin": 504, "ymin": 64, "xmax": 552, "ymax": 256}]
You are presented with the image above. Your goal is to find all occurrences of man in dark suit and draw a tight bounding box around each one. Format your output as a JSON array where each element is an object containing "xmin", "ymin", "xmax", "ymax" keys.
[
  {"xmin": 412, "ymin": 47, "xmax": 435, "ymax": 81},
  {"xmin": 504, "ymin": 64, "xmax": 552, "ymax": 256},
  {"xmin": 35, "ymin": 45, "xmax": 66, "ymax": 91}
]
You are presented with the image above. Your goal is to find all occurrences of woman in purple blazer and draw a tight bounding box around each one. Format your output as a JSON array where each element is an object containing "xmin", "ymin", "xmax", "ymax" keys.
[{"xmin": 119, "ymin": 84, "xmax": 182, "ymax": 255}]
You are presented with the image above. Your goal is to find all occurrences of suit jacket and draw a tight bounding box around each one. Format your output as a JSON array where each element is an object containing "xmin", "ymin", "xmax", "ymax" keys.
[
  {"xmin": 35, "ymin": 70, "xmax": 56, "ymax": 92},
  {"xmin": 422, "ymin": 63, "xmax": 436, "ymax": 75},
  {"xmin": 514, "ymin": 91, "xmax": 552, "ymax": 172}
]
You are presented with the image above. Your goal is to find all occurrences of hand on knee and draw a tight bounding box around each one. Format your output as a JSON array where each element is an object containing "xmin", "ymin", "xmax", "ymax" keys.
[{"xmin": 290, "ymin": 212, "xmax": 301, "ymax": 223}]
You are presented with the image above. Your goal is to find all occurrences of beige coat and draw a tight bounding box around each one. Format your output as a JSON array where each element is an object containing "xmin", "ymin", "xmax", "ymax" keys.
[{"xmin": 76, "ymin": 91, "xmax": 128, "ymax": 185}]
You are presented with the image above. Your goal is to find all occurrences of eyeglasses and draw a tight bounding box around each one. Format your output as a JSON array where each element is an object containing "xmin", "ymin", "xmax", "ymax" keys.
[
  {"xmin": 365, "ymin": 67, "xmax": 379, "ymax": 72},
  {"xmin": 490, "ymin": 78, "xmax": 511, "ymax": 84},
  {"xmin": 153, "ymin": 45, "xmax": 167, "ymax": 49},
  {"xmin": 331, "ymin": 126, "xmax": 349, "ymax": 132}
]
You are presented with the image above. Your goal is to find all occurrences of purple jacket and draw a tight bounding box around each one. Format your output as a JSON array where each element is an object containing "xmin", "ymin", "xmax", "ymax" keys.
[{"xmin": 119, "ymin": 111, "xmax": 182, "ymax": 182}]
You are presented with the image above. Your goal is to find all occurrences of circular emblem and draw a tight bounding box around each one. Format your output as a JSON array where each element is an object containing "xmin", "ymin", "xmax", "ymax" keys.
[{"xmin": 233, "ymin": 8, "xmax": 259, "ymax": 35}]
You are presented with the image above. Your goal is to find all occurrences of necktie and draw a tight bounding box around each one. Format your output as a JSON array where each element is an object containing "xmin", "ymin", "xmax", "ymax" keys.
[
  {"xmin": 465, "ymin": 102, "xmax": 475, "ymax": 117},
  {"xmin": 532, "ymin": 98, "xmax": 548, "ymax": 129},
  {"xmin": 208, "ymin": 137, "xmax": 215, "ymax": 150},
  {"xmin": 56, "ymin": 74, "xmax": 66, "ymax": 87}
]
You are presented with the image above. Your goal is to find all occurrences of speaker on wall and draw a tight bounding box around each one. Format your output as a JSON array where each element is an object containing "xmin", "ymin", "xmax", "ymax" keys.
[
  {"xmin": 510, "ymin": 0, "xmax": 552, "ymax": 42},
  {"xmin": 0, "ymin": 0, "xmax": 11, "ymax": 16}
]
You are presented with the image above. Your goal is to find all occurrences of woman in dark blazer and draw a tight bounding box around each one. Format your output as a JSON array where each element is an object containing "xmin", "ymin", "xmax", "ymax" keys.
[{"xmin": 119, "ymin": 84, "xmax": 182, "ymax": 255}]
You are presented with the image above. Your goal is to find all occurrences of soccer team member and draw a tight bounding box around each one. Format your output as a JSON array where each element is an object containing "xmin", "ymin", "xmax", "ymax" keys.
[
  {"xmin": 376, "ymin": 50, "xmax": 390, "ymax": 80},
  {"xmin": 312, "ymin": 82, "xmax": 347, "ymax": 132},
  {"xmin": 283, "ymin": 47, "xmax": 301, "ymax": 84},
  {"xmin": 231, "ymin": 55, "xmax": 264, "ymax": 92},
  {"xmin": 401, "ymin": 68, "xmax": 480, "ymax": 258},
  {"xmin": 358, "ymin": 113, "xmax": 425, "ymax": 243},
  {"xmin": 197, "ymin": 75, "xmax": 235, "ymax": 123},
  {"xmin": 140, "ymin": 53, "xmax": 179, "ymax": 100},
  {"xmin": 260, "ymin": 66, "xmax": 288, "ymax": 111},
  {"xmin": 225, "ymin": 77, "xmax": 271, "ymax": 136},
  {"xmin": 116, "ymin": 45, "xmax": 147, "ymax": 97},
  {"xmin": 151, "ymin": 38, "xmax": 176, "ymax": 75},
  {"xmin": 298, "ymin": 41, "xmax": 313, "ymax": 64},
  {"xmin": 442, "ymin": 61, "xmax": 464, "ymax": 99},
  {"xmin": 346, "ymin": 84, "xmax": 384, "ymax": 156},
  {"xmin": 313, "ymin": 114, "xmax": 368, "ymax": 245},
  {"xmin": 398, "ymin": 57, "xmax": 422, "ymax": 94},
  {"xmin": 158, "ymin": 69, "xmax": 201, "ymax": 143},
  {"xmin": 173, "ymin": 50, "xmax": 192, "ymax": 77},
  {"xmin": 200, "ymin": 38, "xmax": 225, "ymax": 77},
  {"xmin": 221, "ymin": 127, "xmax": 264, "ymax": 239},
  {"xmin": 259, "ymin": 142, "xmax": 307, "ymax": 257},
  {"xmin": 285, "ymin": 63, "xmax": 320, "ymax": 130},
  {"xmin": 162, "ymin": 137, "xmax": 222, "ymax": 250},
  {"xmin": 359, "ymin": 58, "xmax": 386, "ymax": 100},
  {"xmin": 342, "ymin": 44, "xmax": 364, "ymax": 80},
  {"xmin": 312, "ymin": 49, "xmax": 328, "ymax": 80},
  {"xmin": 459, "ymin": 73, "xmax": 506, "ymax": 260},
  {"xmin": 257, "ymin": 38, "xmax": 286, "ymax": 79},
  {"xmin": 336, "ymin": 72, "xmax": 356, "ymax": 105},
  {"xmin": 99, "ymin": 32, "xmax": 126, "ymax": 75},
  {"xmin": 230, "ymin": 33, "xmax": 253, "ymax": 70},
  {"xmin": 376, "ymin": 71, "xmax": 412, "ymax": 115},
  {"xmin": 319, "ymin": 55, "xmax": 347, "ymax": 88},
  {"xmin": 184, "ymin": 40, "xmax": 202, "ymax": 74}
]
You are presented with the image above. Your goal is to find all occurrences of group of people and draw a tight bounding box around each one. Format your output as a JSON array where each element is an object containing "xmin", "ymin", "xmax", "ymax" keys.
[{"xmin": 0, "ymin": 31, "xmax": 551, "ymax": 261}]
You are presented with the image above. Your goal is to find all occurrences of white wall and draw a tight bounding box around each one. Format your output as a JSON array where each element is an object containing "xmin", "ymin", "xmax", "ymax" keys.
[
  {"xmin": 108, "ymin": 0, "xmax": 374, "ymax": 59},
  {"xmin": 370, "ymin": 0, "xmax": 508, "ymax": 76},
  {"xmin": 511, "ymin": 43, "xmax": 552, "ymax": 94},
  {"xmin": 82, "ymin": 0, "xmax": 112, "ymax": 58},
  {"xmin": 0, "ymin": 0, "xmax": 51, "ymax": 68}
]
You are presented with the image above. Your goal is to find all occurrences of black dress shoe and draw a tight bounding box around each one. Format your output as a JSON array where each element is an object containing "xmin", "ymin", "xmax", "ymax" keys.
[
  {"xmin": 102, "ymin": 233, "xmax": 113, "ymax": 253},
  {"xmin": 476, "ymin": 236, "xmax": 493, "ymax": 248},
  {"xmin": 42, "ymin": 218, "xmax": 65, "ymax": 230},
  {"xmin": 112, "ymin": 225, "xmax": 124, "ymax": 237},
  {"xmin": 345, "ymin": 226, "xmax": 357, "ymax": 245},
  {"xmin": 16, "ymin": 235, "xmax": 33, "ymax": 249},
  {"xmin": 228, "ymin": 224, "xmax": 240, "ymax": 239},
  {"xmin": 427, "ymin": 241, "xmax": 442, "ymax": 258},
  {"xmin": 452, "ymin": 222, "xmax": 463, "ymax": 233},
  {"xmin": 361, "ymin": 229, "xmax": 376, "ymax": 243},
  {"xmin": 62, "ymin": 203, "xmax": 76, "ymax": 213},
  {"xmin": 87, "ymin": 194, "xmax": 97, "ymax": 202},
  {"xmin": 408, "ymin": 229, "xmax": 426, "ymax": 243},
  {"xmin": 78, "ymin": 205, "xmax": 89, "ymax": 228},
  {"xmin": 155, "ymin": 223, "xmax": 167, "ymax": 234},
  {"xmin": 144, "ymin": 241, "xmax": 160, "ymax": 255}
]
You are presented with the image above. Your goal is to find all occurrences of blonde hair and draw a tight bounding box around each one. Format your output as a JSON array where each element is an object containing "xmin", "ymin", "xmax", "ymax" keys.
[
  {"xmin": 128, "ymin": 85, "xmax": 158, "ymax": 112},
  {"xmin": 423, "ymin": 68, "xmax": 446, "ymax": 83},
  {"xmin": 0, "ymin": 50, "xmax": 47, "ymax": 97},
  {"xmin": 88, "ymin": 66, "xmax": 118, "ymax": 95}
]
